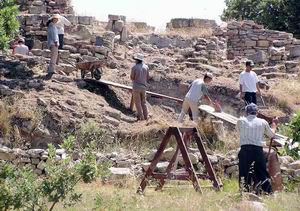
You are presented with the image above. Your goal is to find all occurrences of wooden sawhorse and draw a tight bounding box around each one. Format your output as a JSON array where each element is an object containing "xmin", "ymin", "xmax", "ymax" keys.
[{"xmin": 137, "ymin": 127, "xmax": 222, "ymax": 194}]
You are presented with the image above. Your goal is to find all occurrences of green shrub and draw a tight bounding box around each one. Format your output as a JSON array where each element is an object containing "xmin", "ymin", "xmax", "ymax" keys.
[
  {"xmin": 0, "ymin": 0, "xmax": 19, "ymax": 51},
  {"xmin": 77, "ymin": 121, "xmax": 105, "ymax": 149},
  {"xmin": 0, "ymin": 139, "xmax": 110, "ymax": 211},
  {"xmin": 280, "ymin": 111, "xmax": 300, "ymax": 159}
]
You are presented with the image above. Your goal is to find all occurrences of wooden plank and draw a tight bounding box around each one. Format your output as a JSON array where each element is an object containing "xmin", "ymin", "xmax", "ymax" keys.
[
  {"xmin": 98, "ymin": 79, "xmax": 184, "ymax": 103},
  {"xmin": 199, "ymin": 105, "xmax": 288, "ymax": 146}
]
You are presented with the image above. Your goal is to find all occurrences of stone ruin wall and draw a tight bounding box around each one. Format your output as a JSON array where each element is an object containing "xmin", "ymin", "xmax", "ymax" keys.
[
  {"xmin": 216, "ymin": 20, "xmax": 300, "ymax": 66},
  {"xmin": 167, "ymin": 18, "xmax": 217, "ymax": 30}
]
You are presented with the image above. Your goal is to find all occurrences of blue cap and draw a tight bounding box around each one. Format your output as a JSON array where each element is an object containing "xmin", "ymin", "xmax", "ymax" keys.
[{"xmin": 245, "ymin": 103, "xmax": 257, "ymax": 115}]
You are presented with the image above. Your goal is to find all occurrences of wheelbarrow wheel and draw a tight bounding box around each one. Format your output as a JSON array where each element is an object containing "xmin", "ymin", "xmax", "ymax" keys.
[
  {"xmin": 81, "ymin": 70, "xmax": 85, "ymax": 79},
  {"xmin": 93, "ymin": 68, "xmax": 102, "ymax": 80}
]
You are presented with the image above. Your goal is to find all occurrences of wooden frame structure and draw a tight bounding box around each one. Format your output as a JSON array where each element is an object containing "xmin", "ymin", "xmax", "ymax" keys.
[{"xmin": 137, "ymin": 127, "xmax": 222, "ymax": 194}]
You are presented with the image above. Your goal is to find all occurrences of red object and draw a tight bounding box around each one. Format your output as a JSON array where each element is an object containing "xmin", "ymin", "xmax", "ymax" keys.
[{"xmin": 137, "ymin": 127, "xmax": 222, "ymax": 194}]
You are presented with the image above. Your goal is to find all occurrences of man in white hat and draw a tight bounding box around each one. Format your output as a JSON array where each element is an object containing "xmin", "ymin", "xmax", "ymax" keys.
[
  {"xmin": 53, "ymin": 10, "xmax": 71, "ymax": 50},
  {"xmin": 178, "ymin": 73, "xmax": 215, "ymax": 123},
  {"xmin": 13, "ymin": 37, "xmax": 29, "ymax": 57},
  {"xmin": 130, "ymin": 53, "xmax": 149, "ymax": 121}
]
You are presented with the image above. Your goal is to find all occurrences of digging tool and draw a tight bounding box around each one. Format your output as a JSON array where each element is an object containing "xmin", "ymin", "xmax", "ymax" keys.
[{"xmin": 260, "ymin": 94, "xmax": 266, "ymax": 107}]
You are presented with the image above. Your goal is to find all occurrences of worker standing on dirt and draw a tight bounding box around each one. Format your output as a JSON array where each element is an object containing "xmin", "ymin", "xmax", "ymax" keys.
[
  {"xmin": 178, "ymin": 73, "xmax": 215, "ymax": 123},
  {"xmin": 46, "ymin": 14, "xmax": 60, "ymax": 77},
  {"xmin": 239, "ymin": 60, "xmax": 261, "ymax": 105},
  {"xmin": 236, "ymin": 103, "xmax": 277, "ymax": 194},
  {"xmin": 130, "ymin": 53, "xmax": 149, "ymax": 121}
]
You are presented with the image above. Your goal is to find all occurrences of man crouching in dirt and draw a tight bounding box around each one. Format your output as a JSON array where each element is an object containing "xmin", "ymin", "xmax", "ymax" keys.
[
  {"xmin": 130, "ymin": 53, "xmax": 149, "ymax": 121},
  {"xmin": 178, "ymin": 73, "xmax": 215, "ymax": 123},
  {"xmin": 236, "ymin": 103, "xmax": 277, "ymax": 194}
]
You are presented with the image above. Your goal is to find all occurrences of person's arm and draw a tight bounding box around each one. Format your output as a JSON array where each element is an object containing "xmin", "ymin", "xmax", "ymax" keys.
[
  {"xmin": 202, "ymin": 85, "xmax": 214, "ymax": 105},
  {"xmin": 236, "ymin": 119, "xmax": 241, "ymax": 134},
  {"xmin": 53, "ymin": 27, "xmax": 59, "ymax": 47},
  {"xmin": 265, "ymin": 119, "xmax": 277, "ymax": 139},
  {"xmin": 147, "ymin": 69, "xmax": 150, "ymax": 82},
  {"xmin": 130, "ymin": 67, "xmax": 135, "ymax": 81},
  {"xmin": 239, "ymin": 74, "xmax": 244, "ymax": 100},
  {"xmin": 62, "ymin": 16, "xmax": 71, "ymax": 26}
]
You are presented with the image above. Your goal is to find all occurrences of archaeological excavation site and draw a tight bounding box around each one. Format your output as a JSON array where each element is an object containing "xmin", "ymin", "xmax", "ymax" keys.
[{"xmin": 0, "ymin": 0, "xmax": 300, "ymax": 210}]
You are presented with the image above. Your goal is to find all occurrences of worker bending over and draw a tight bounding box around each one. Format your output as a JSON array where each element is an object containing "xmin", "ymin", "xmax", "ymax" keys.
[{"xmin": 178, "ymin": 73, "xmax": 215, "ymax": 123}]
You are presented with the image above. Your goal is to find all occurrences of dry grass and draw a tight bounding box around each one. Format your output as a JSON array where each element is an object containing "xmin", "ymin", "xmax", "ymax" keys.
[
  {"xmin": 0, "ymin": 97, "xmax": 43, "ymax": 141},
  {"xmin": 270, "ymin": 79, "xmax": 300, "ymax": 111},
  {"xmin": 55, "ymin": 179, "xmax": 300, "ymax": 211},
  {"xmin": 0, "ymin": 100, "xmax": 12, "ymax": 137}
]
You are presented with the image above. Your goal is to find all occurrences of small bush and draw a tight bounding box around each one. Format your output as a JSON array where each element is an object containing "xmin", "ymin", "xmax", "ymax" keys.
[
  {"xmin": 0, "ymin": 138, "xmax": 110, "ymax": 211},
  {"xmin": 77, "ymin": 121, "xmax": 105, "ymax": 149},
  {"xmin": 0, "ymin": 0, "xmax": 19, "ymax": 51},
  {"xmin": 281, "ymin": 112, "xmax": 300, "ymax": 159}
]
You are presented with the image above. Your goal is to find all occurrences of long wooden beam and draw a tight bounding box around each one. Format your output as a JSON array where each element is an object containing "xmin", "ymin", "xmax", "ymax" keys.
[
  {"xmin": 98, "ymin": 79, "xmax": 184, "ymax": 103},
  {"xmin": 93, "ymin": 79, "xmax": 288, "ymax": 146}
]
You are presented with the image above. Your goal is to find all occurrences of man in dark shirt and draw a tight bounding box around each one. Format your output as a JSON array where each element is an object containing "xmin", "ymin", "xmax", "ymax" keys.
[{"xmin": 130, "ymin": 53, "xmax": 149, "ymax": 121}]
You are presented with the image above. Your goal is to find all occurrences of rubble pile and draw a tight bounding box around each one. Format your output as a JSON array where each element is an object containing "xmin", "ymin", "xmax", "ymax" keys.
[{"xmin": 167, "ymin": 18, "xmax": 217, "ymax": 30}]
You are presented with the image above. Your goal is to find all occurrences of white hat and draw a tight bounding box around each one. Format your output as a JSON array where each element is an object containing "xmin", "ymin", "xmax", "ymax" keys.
[
  {"xmin": 205, "ymin": 72, "xmax": 213, "ymax": 79},
  {"xmin": 49, "ymin": 14, "xmax": 60, "ymax": 21},
  {"xmin": 133, "ymin": 53, "xmax": 144, "ymax": 61}
]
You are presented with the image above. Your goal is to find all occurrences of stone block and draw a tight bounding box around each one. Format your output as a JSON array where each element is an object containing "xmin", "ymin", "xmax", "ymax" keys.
[
  {"xmin": 113, "ymin": 20, "xmax": 124, "ymax": 32},
  {"xmin": 257, "ymin": 40, "xmax": 270, "ymax": 47},
  {"xmin": 63, "ymin": 45, "xmax": 77, "ymax": 53},
  {"xmin": 78, "ymin": 16, "xmax": 93, "ymax": 25},
  {"xmin": 58, "ymin": 49, "xmax": 71, "ymax": 59},
  {"xmin": 288, "ymin": 160, "xmax": 300, "ymax": 170},
  {"xmin": 29, "ymin": 6, "xmax": 46, "ymax": 14},
  {"xmin": 108, "ymin": 14, "xmax": 120, "ymax": 21},
  {"xmin": 290, "ymin": 45, "xmax": 300, "ymax": 58},
  {"xmin": 247, "ymin": 50, "xmax": 267, "ymax": 64},
  {"xmin": 109, "ymin": 167, "xmax": 132, "ymax": 179}
]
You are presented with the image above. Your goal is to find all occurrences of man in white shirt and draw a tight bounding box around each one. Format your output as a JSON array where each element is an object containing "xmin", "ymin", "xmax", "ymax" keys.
[
  {"xmin": 54, "ymin": 12, "xmax": 71, "ymax": 50},
  {"xmin": 178, "ymin": 73, "xmax": 215, "ymax": 123},
  {"xmin": 236, "ymin": 103, "xmax": 277, "ymax": 194},
  {"xmin": 13, "ymin": 38, "xmax": 29, "ymax": 57},
  {"xmin": 239, "ymin": 60, "xmax": 261, "ymax": 105}
]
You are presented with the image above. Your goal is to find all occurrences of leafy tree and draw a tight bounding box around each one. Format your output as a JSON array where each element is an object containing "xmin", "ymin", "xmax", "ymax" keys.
[
  {"xmin": 222, "ymin": 0, "xmax": 300, "ymax": 37},
  {"xmin": 0, "ymin": 0, "xmax": 19, "ymax": 50}
]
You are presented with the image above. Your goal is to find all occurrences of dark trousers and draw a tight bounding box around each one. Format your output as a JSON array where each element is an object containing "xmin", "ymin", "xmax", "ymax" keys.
[
  {"xmin": 58, "ymin": 34, "xmax": 64, "ymax": 49},
  {"xmin": 244, "ymin": 92, "xmax": 257, "ymax": 105},
  {"xmin": 238, "ymin": 145, "xmax": 272, "ymax": 194}
]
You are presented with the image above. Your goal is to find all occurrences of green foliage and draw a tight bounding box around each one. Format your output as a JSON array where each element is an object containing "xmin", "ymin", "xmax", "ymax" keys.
[
  {"xmin": 0, "ymin": 140, "xmax": 110, "ymax": 211},
  {"xmin": 0, "ymin": 0, "xmax": 19, "ymax": 50},
  {"xmin": 279, "ymin": 112, "xmax": 300, "ymax": 159},
  {"xmin": 222, "ymin": 0, "xmax": 300, "ymax": 37},
  {"xmin": 77, "ymin": 121, "xmax": 105, "ymax": 149},
  {"xmin": 61, "ymin": 135, "xmax": 76, "ymax": 154}
]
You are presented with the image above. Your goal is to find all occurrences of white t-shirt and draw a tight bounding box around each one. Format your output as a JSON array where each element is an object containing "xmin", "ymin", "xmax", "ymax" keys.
[
  {"xmin": 56, "ymin": 15, "xmax": 71, "ymax": 35},
  {"xmin": 239, "ymin": 71, "xmax": 259, "ymax": 92},
  {"xmin": 14, "ymin": 44, "xmax": 29, "ymax": 55},
  {"xmin": 185, "ymin": 79, "xmax": 208, "ymax": 102}
]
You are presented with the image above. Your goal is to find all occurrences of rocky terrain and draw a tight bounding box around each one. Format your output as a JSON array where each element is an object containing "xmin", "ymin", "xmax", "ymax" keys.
[{"xmin": 1, "ymin": 0, "xmax": 300, "ymax": 193}]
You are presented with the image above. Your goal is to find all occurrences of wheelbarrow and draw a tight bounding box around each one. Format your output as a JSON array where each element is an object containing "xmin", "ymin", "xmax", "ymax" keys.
[{"xmin": 76, "ymin": 59, "xmax": 106, "ymax": 80}]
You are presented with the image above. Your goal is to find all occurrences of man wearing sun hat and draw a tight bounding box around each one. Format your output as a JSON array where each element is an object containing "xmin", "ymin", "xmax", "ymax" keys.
[
  {"xmin": 239, "ymin": 60, "xmax": 261, "ymax": 105},
  {"xmin": 236, "ymin": 103, "xmax": 278, "ymax": 194},
  {"xmin": 130, "ymin": 53, "xmax": 150, "ymax": 121},
  {"xmin": 178, "ymin": 72, "xmax": 215, "ymax": 123}
]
